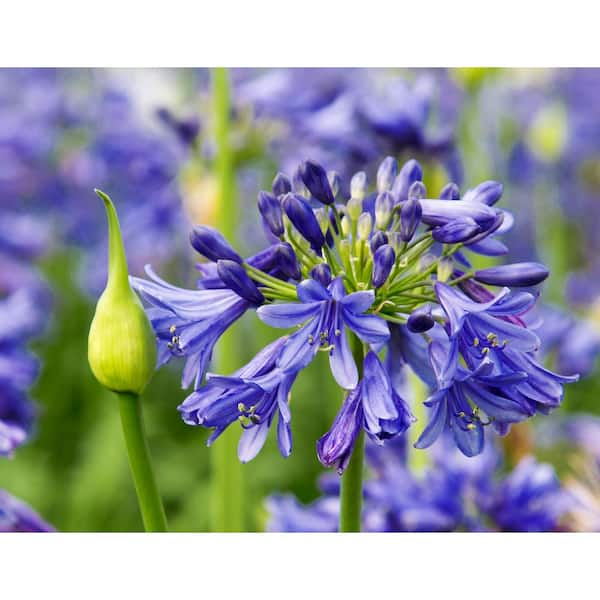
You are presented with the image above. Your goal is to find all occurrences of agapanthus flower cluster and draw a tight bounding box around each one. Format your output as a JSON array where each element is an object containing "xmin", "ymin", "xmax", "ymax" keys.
[
  {"xmin": 133, "ymin": 155, "xmax": 576, "ymax": 468},
  {"xmin": 267, "ymin": 434, "xmax": 573, "ymax": 532}
]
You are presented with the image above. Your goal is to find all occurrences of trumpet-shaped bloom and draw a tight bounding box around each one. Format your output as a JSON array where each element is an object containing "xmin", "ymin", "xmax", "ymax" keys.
[
  {"xmin": 131, "ymin": 266, "xmax": 249, "ymax": 388},
  {"xmin": 257, "ymin": 277, "xmax": 390, "ymax": 390},
  {"xmin": 178, "ymin": 337, "xmax": 296, "ymax": 462},
  {"xmin": 317, "ymin": 351, "xmax": 414, "ymax": 472}
]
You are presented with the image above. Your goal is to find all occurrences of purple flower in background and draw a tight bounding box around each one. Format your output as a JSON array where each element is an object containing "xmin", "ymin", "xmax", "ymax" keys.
[
  {"xmin": 0, "ymin": 489, "xmax": 54, "ymax": 532},
  {"xmin": 0, "ymin": 289, "xmax": 44, "ymax": 457},
  {"xmin": 267, "ymin": 434, "xmax": 572, "ymax": 532}
]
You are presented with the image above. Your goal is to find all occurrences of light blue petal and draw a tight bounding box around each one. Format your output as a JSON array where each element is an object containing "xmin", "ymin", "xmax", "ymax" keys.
[{"xmin": 257, "ymin": 301, "xmax": 322, "ymax": 328}]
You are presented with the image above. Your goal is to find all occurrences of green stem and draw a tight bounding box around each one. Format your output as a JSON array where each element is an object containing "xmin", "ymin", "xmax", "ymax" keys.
[
  {"xmin": 117, "ymin": 392, "xmax": 168, "ymax": 532},
  {"xmin": 339, "ymin": 335, "xmax": 365, "ymax": 532},
  {"xmin": 211, "ymin": 67, "xmax": 245, "ymax": 532},
  {"xmin": 407, "ymin": 370, "xmax": 430, "ymax": 475}
]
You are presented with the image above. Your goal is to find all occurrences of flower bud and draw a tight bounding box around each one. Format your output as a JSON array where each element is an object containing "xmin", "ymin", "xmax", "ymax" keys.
[
  {"xmin": 473, "ymin": 262, "xmax": 549, "ymax": 287},
  {"xmin": 88, "ymin": 190, "xmax": 157, "ymax": 395},
  {"xmin": 311, "ymin": 263, "xmax": 332, "ymax": 287},
  {"xmin": 372, "ymin": 244, "xmax": 395, "ymax": 288},
  {"xmin": 190, "ymin": 225, "xmax": 242, "ymax": 264},
  {"xmin": 376, "ymin": 156, "xmax": 398, "ymax": 193},
  {"xmin": 370, "ymin": 230, "xmax": 389, "ymax": 254},
  {"xmin": 292, "ymin": 166, "xmax": 309, "ymax": 197},
  {"xmin": 327, "ymin": 171, "xmax": 340, "ymax": 199},
  {"xmin": 272, "ymin": 172, "xmax": 292, "ymax": 197},
  {"xmin": 340, "ymin": 215, "xmax": 351, "ymax": 237},
  {"xmin": 407, "ymin": 308, "xmax": 435, "ymax": 333},
  {"xmin": 315, "ymin": 208, "xmax": 330, "ymax": 235},
  {"xmin": 350, "ymin": 171, "xmax": 368, "ymax": 201},
  {"xmin": 281, "ymin": 193, "xmax": 325, "ymax": 254},
  {"xmin": 437, "ymin": 256, "xmax": 454, "ymax": 282},
  {"xmin": 346, "ymin": 197, "xmax": 363, "ymax": 221},
  {"xmin": 375, "ymin": 191, "xmax": 395, "ymax": 230},
  {"xmin": 432, "ymin": 217, "xmax": 480, "ymax": 244},
  {"xmin": 299, "ymin": 159, "xmax": 335, "ymax": 205},
  {"xmin": 464, "ymin": 181, "xmax": 503, "ymax": 206},
  {"xmin": 420, "ymin": 199, "xmax": 497, "ymax": 229},
  {"xmin": 408, "ymin": 181, "xmax": 426, "ymax": 200},
  {"xmin": 217, "ymin": 260, "xmax": 265, "ymax": 305},
  {"xmin": 439, "ymin": 182, "xmax": 460, "ymax": 200},
  {"xmin": 391, "ymin": 159, "xmax": 423, "ymax": 202},
  {"xmin": 275, "ymin": 243, "xmax": 301, "ymax": 280},
  {"xmin": 357, "ymin": 212, "xmax": 372, "ymax": 241},
  {"xmin": 400, "ymin": 198, "xmax": 422, "ymax": 242},
  {"xmin": 257, "ymin": 191, "xmax": 284, "ymax": 237}
]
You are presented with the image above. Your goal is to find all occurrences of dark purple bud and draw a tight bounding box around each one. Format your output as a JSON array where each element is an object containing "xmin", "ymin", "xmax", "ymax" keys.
[
  {"xmin": 272, "ymin": 172, "xmax": 292, "ymax": 197},
  {"xmin": 420, "ymin": 199, "xmax": 497, "ymax": 229},
  {"xmin": 377, "ymin": 156, "xmax": 398, "ymax": 193},
  {"xmin": 408, "ymin": 181, "xmax": 426, "ymax": 200},
  {"xmin": 311, "ymin": 263, "xmax": 332, "ymax": 287},
  {"xmin": 281, "ymin": 193, "xmax": 325, "ymax": 254},
  {"xmin": 275, "ymin": 242, "xmax": 301, "ymax": 280},
  {"xmin": 374, "ymin": 192, "xmax": 395, "ymax": 229},
  {"xmin": 190, "ymin": 225, "xmax": 242, "ymax": 264},
  {"xmin": 474, "ymin": 262, "xmax": 549, "ymax": 287},
  {"xmin": 372, "ymin": 244, "xmax": 395, "ymax": 288},
  {"xmin": 465, "ymin": 181, "xmax": 503, "ymax": 206},
  {"xmin": 400, "ymin": 198, "xmax": 422, "ymax": 242},
  {"xmin": 299, "ymin": 159, "xmax": 335, "ymax": 205},
  {"xmin": 391, "ymin": 159, "xmax": 423, "ymax": 202},
  {"xmin": 370, "ymin": 230, "xmax": 389, "ymax": 254},
  {"xmin": 461, "ymin": 210, "xmax": 504, "ymax": 245},
  {"xmin": 432, "ymin": 217, "xmax": 481, "ymax": 244},
  {"xmin": 439, "ymin": 182, "xmax": 460, "ymax": 200},
  {"xmin": 217, "ymin": 260, "xmax": 264, "ymax": 305},
  {"xmin": 257, "ymin": 191, "xmax": 284, "ymax": 237},
  {"xmin": 407, "ymin": 308, "xmax": 435, "ymax": 333}
]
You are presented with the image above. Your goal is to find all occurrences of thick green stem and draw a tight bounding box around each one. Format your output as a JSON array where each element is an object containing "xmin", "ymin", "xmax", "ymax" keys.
[
  {"xmin": 117, "ymin": 392, "xmax": 168, "ymax": 532},
  {"xmin": 210, "ymin": 67, "xmax": 245, "ymax": 532},
  {"xmin": 339, "ymin": 335, "xmax": 365, "ymax": 532}
]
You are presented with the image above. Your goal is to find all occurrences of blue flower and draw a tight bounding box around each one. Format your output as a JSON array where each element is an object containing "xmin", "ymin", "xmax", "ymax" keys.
[
  {"xmin": 0, "ymin": 289, "xmax": 42, "ymax": 457},
  {"xmin": 131, "ymin": 266, "xmax": 250, "ymax": 388},
  {"xmin": 0, "ymin": 489, "xmax": 54, "ymax": 532},
  {"xmin": 178, "ymin": 337, "xmax": 296, "ymax": 462},
  {"xmin": 317, "ymin": 351, "xmax": 414, "ymax": 473},
  {"xmin": 484, "ymin": 457, "xmax": 573, "ymax": 532},
  {"xmin": 257, "ymin": 277, "xmax": 390, "ymax": 390},
  {"xmin": 415, "ymin": 283, "xmax": 577, "ymax": 456}
]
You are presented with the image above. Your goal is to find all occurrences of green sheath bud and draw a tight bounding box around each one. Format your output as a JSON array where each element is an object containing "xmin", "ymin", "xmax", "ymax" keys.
[{"xmin": 88, "ymin": 190, "xmax": 157, "ymax": 395}]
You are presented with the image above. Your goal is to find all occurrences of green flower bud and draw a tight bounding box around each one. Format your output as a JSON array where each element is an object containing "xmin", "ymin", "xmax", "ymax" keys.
[
  {"xmin": 88, "ymin": 190, "xmax": 157, "ymax": 395},
  {"xmin": 346, "ymin": 197, "xmax": 363, "ymax": 222},
  {"xmin": 437, "ymin": 256, "xmax": 454, "ymax": 282},
  {"xmin": 357, "ymin": 212, "xmax": 372, "ymax": 241}
]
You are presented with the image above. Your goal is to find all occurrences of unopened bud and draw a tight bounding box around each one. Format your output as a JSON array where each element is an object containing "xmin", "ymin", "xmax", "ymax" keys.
[{"xmin": 88, "ymin": 190, "xmax": 157, "ymax": 395}]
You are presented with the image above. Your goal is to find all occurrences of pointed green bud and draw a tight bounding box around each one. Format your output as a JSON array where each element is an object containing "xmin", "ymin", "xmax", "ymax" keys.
[{"xmin": 88, "ymin": 190, "xmax": 157, "ymax": 395}]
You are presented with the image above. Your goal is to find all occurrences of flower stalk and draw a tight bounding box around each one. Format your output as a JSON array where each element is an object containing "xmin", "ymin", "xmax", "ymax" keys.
[
  {"xmin": 117, "ymin": 391, "xmax": 168, "ymax": 532},
  {"xmin": 339, "ymin": 334, "xmax": 366, "ymax": 532},
  {"xmin": 210, "ymin": 67, "xmax": 245, "ymax": 532}
]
